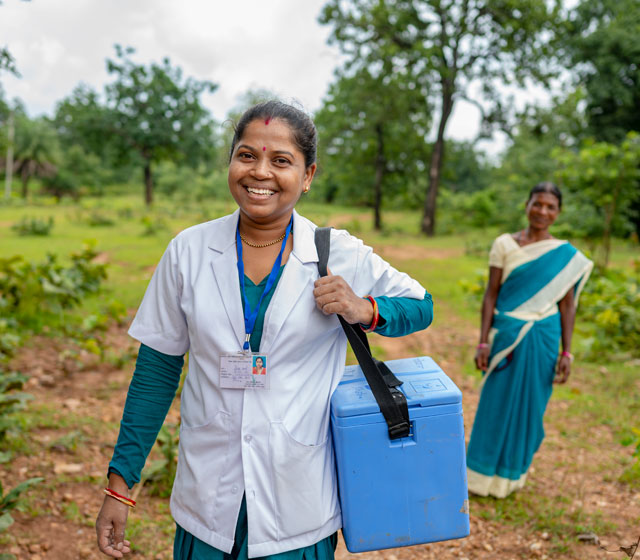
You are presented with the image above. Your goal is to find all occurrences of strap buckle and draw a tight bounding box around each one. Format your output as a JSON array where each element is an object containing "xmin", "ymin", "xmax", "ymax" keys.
[{"xmin": 388, "ymin": 421, "xmax": 411, "ymax": 440}]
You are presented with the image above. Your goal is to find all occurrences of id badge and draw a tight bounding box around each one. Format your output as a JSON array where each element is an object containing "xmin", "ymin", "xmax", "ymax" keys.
[{"xmin": 220, "ymin": 352, "xmax": 269, "ymax": 389}]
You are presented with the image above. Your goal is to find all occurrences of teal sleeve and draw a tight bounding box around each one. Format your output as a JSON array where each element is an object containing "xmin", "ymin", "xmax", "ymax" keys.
[
  {"xmin": 109, "ymin": 343, "xmax": 184, "ymax": 488},
  {"xmin": 373, "ymin": 290, "xmax": 433, "ymax": 338}
]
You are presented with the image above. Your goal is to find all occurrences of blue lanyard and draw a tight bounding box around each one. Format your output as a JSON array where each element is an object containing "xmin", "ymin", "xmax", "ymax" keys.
[{"xmin": 236, "ymin": 217, "xmax": 293, "ymax": 351}]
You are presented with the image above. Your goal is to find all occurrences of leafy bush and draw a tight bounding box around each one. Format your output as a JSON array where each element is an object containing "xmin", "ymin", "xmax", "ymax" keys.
[
  {"xmin": 85, "ymin": 210, "xmax": 116, "ymax": 227},
  {"xmin": 0, "ymin": 372, "xmax": 31, "ymax": 447},
  {"xmin": 619, "ymin": 428, "xmax": 640, "ymax": 488},
  {"xmin": 11, "ymin": 216, "xmax": 54, "ymax": 236},
  {"xmin": 0, "ymin": 243, "xmax": 108, "ymax": 362},
  {"xmin": 140, "ymin": 215, "xmax": 169, "ymax": 236},
  {"xmin": 0, "ymin": 243, "xmax": 107, "ymax": 323},
  {"xmin": 0, "ymin": 477, "xmax": 43, "ymax": 533},
  {"xmin": 577, "ymin": 262, "xmax": 640, "ymax": 359}
]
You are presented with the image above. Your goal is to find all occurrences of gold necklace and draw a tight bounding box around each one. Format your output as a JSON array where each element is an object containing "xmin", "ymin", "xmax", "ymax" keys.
[{"xmin": 240, "ymin": 231, "xmax": 286, "ymax": 248}]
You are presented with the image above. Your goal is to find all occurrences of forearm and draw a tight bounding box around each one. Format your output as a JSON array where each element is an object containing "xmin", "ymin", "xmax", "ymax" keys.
[
  {"xmin": 479, "ymin": 293, "xmax": 496, "ymax": 343},
  {"xmin": 373, "ymin": 291, "xmax": 433, "ymax": 337},
  {"xmin": 109, "ymin": 344, "xmax": 184, "ymax": 488},
  {"xmin": 559, "ymin": 304, "xmax": 575, "ymax": 352}
]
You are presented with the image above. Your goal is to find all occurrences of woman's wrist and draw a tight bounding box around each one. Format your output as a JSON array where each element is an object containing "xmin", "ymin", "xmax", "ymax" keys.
[
  {"xmin": 360, "ymin": 296, "xmax": 379, "ymax": 333},
  {"xmin": 560, "ymin": 350, "xmax": 574, "ymax": 361},
  {"xmin": 107, "ymin": 471, "xmax": 130, "ymax": 494},
  {"xmin": 477, "ymin": 342, "xmax": 489, "ymax": 350}
]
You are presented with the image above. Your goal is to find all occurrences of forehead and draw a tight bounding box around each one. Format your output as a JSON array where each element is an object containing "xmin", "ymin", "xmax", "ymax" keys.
[
  {"xmin": 530, "ymin": 192, "xmax": 559, "ymax": 205},
  {"xmin": 239, "ymin": 118, "xmax": 297, "ymax": 150}
]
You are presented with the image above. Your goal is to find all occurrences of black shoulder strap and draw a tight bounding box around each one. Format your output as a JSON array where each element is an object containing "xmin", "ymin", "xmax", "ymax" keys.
[{"xmin": 314, "ymin": 227, "xmax": 410, "ymax": 440}]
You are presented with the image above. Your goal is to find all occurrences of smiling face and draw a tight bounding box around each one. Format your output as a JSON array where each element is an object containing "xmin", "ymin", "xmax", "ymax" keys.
[
  {"xmin": 228, "ymin": 118, "xmax": 316, "ymax": 228},
  {"xmin": 525, "ymin": 192, "xmax": 560, "ymax": 231},
  {"xmin": 255, "ymin": 357, "xmax": 263, "ymax": 368}
]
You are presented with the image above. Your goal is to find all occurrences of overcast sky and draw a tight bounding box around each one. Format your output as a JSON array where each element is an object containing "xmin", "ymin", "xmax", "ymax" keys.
[{"xmin": 0, "ymin": 0, "xmax": 531, "ymax": 155}]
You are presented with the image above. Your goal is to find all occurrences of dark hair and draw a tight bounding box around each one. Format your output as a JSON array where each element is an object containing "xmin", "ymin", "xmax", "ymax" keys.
[
  {"xmin": 229, "ymin": 101, "xmax": 317, "ymax": 168},
  {"xmin": 528, "ymin": 181, "xmax": 562, "ymax": 209}
]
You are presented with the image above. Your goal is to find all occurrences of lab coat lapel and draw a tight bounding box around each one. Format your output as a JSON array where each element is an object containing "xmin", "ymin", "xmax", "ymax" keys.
[
  {"xmin": 260, "ymin": 211, "xmax": 319, "ymax": 353},
  {"xmin": 208, "ymin": 211, "xmax": 245, "ymax": 350}
]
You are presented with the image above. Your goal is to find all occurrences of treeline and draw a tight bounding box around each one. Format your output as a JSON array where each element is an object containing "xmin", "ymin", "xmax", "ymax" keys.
[{"xmin": 1, "ymin": 0, "xmax": 639, "ymax": 263}]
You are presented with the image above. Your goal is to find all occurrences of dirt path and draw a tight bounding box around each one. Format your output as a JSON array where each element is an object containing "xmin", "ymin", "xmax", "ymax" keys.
[{"xmin": 2, "ymin": 311, "xmax": 639, "ymax": 559}]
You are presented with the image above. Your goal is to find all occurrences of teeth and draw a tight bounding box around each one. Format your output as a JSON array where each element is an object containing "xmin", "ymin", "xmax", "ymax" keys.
[{"xmin": 247, "ymin": 187, "xmax": 275, "ymax": 196}]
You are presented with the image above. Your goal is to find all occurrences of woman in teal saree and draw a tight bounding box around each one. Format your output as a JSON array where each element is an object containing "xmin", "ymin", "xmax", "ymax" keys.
[{"xmin": 467, "ymin": 182, "xmax": 593, "ymax": 498}]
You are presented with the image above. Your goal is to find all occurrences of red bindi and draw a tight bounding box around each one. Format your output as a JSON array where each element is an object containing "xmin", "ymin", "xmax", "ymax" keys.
[
  {"xmin": 265, "ymin": 118, "xmax": 270, "ymax": 125},
  {"xmin": 262, "ymin": 146, "xmax": 266, "ymax": 151}
]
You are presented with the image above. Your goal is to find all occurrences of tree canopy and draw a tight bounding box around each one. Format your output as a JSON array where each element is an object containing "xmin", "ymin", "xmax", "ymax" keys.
[
  {"xmin": 101, "ymin": 45, "xmax": 218, "ymax": 205},
  {"xmin": 320, "ymin": 0, "xmax": 560, "ymax": 235}
]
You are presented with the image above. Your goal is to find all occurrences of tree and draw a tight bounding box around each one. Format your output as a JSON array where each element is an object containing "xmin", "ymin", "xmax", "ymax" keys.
[
  {"xmin": 53, "ymin": 84, "xmax": 113, "ymax": 161},
  {"xmin": 104, "ymin": 45, "xmax": 217, "ymax": 205},
  {"xmin": 564, "ymin": 0, "xmax": 640, "ymax": 237},
  {"xmin": 315, "ymin": 67, "xmax": 430, "ymax": 229},
  {"xmin": 12, "ymin": 115, "xmax": 59, "ymax": 199},
  {"xmin": 565, "ymin": 0, "xmax": 640, "ymax": 144},
  {"xmin": 554, "ymin": 132, "xmax": 640, "ymax": 268},
  {"xmin": 320, "ymin": 0, "xmax": 560, "ymax": 235}
]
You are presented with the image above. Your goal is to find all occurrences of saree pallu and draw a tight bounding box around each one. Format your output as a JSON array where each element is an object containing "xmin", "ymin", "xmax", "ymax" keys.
[{"xmin": 466, "ymin": 239, "xmax": 592, "ymax": 498}]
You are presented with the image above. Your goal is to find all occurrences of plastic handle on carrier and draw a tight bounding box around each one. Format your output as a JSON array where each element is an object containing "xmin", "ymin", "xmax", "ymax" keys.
[{"xmin": 314, "ymin": 227, "xmax": 410, "ymax": 440}]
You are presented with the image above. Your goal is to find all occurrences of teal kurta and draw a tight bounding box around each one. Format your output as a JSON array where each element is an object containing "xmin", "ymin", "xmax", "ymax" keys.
[{"xmin": 110, "ymin": 266, "xmax": 433, "ymax": 559}]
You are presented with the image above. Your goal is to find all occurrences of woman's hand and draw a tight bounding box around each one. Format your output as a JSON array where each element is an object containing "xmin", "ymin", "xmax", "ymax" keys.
[
  {"xmin": 313, "ymin": 268, "xmax": 374, "ymax": 326},
  {"xmin": 475, "ymin": 347, "xmax": 490, "ymax": 371},
  {"xmin": 96, "ymin": 474, "xmax": 132, "ymax": 558},
  {"xmin": 555, "ymin": 355, "xmax": 572, "ymax": 384}
]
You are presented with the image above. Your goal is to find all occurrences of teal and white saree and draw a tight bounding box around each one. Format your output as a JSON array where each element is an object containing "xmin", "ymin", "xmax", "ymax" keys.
[{"xmin": 466, "ymin": 234, "xmax": 593, "ymax": 498}]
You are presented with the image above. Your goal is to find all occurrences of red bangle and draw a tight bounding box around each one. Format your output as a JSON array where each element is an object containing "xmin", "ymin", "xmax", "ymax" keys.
[
  {"xmin": 360, "ymin": 296, "xmax": 379, "ymax": 333},
  {"xmin": 477, "ymin": 343, "xmax": 489, "ymax": 349},
  {"xmin": 561, "ymin": 351, "xmax": 574, "ymax": 361},
  {"xmin": 103, "ymin": 487, "xmax": 136, "ymax": 508}
]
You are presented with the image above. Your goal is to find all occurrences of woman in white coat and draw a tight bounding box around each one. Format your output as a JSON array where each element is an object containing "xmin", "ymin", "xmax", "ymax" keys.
[{"xmin": 96, "ymin": 101, "xmax": 433, "ymax": 560}]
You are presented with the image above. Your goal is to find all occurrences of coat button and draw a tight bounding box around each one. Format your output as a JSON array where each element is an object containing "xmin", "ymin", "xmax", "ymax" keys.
[{"xmin": 244, "ymin": 435, "xmax": 252, "ymax": 443}]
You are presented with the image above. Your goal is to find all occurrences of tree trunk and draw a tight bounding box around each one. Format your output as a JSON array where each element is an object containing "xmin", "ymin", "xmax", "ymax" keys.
[
  {"xmin": 21, "ymin": 168, "xmax": 30, "ymax": 199},
  {"xmin": 3, "ymin": 110, "xmax": 13, "ymax": 200},
  {"xmin": 144, "ymin": 159, "xmax": 153, "ymax": 206},
  {"xmin": 373, "ymin": 123, "xmax": 385, "ymax": 231},
  {"xmin": 421, "ymin": 88, "xmax": 455, "ymax": 236}
]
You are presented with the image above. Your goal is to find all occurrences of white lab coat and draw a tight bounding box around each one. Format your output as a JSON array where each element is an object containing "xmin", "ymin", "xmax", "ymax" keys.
[{"xmin": 128, "ymin": 209, "xmax": 425, "ymax": 557}]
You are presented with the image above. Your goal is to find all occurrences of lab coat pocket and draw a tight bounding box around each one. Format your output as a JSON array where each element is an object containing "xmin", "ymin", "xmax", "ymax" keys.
[
  {"xmin": 173, "ymin": 411, "xmax": 232, "ymax": 528},
  {"xmin": 269, "ymin": 422, "xmax": 337, "ymax": 537}
]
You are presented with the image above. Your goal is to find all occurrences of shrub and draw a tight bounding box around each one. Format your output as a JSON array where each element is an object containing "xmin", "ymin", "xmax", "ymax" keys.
[
  {"xmin": 0, "ymin": 371, "xmax": 31, "ymax": 446},
  {"xmin": 0, "ymin": 477, "xmax": 43, "ymax": 533},
  {"xmin": 0, "ymin": 243, "xmax": 108, "ymax": 362},
  {"xmin": 11, "ymin": 216, "xmax": 54, "ymax": 236},
  {"xmin": 577, "ymin": 262, "xmax": 640, "ymax": 359}
]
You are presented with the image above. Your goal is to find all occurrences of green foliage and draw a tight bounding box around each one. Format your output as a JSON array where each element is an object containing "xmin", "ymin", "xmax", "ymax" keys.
[
  {"xmin": 315, "ymin": 66, "xmax": 430, "ymax": 229},
  {"xmin": 437, "ymin": 189, "xmax": 500, "ymax": 234},
  {"xmin": 0, "ymin": 477, "xmax": 43, "ymax": 533},
  {"xmin": 11, "ymin": 115, "xmax": 60, "ymax": 199},
  {"xmin": 140, "ymin": 424, "xmax": 179, "ymax": 497},
  {"xmin": 11, "ymin": 216, "xmax": 54, "ymax": 236},
  {"xmin": 577, "ymin": 262, "xmax": 640, "ymax": 359},
  {"xmin": 0, "ymin": 372, "xmax": 31, "ymax": 443},
  {"xmin": 0, "ymin": 243, "xmax": 108, "ymax": 362},
  {"xmin": 84, "ymin": 210, "xmax": 116, "ymax": 227},
  {"xmin": 104, "ymin": 45, "xmax": 218, "ymax": 204},
  {"xmin": 566, "ymin": 0, "xmax": 640, "ymax": 143},
  {"xmin": 554, "ymin": 132, "xmax": 640, "ymax": 267},
  {"xmin": 140, "ymin": 215, "xmax": 169, "ymax": 236},
  {"xmin": 320, "ymin": 0, "xmax": 561, "ymax": 234}
]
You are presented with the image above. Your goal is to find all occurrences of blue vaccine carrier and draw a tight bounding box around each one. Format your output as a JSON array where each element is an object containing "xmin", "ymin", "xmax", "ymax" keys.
[{"xmin": 331, "ymin": 356, "xmax": 470, "ymax": 552}]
